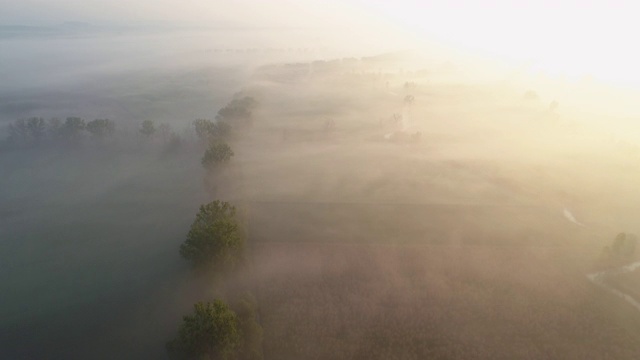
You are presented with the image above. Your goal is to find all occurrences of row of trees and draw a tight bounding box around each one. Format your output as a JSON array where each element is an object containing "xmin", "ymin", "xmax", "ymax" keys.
[
  {"xmin": 2, "ymin": 96, "xmax": 257, "ymax": 151},
  {"xmin": 3, "ymin": 116, "xmax": 181, "ymax": 148},
  {"xmin": 6, "ymin": 117, "xmax": 115, "ymax": 146},
  {"xmin": 169, "ymin": 201, "xmax": 263, "ymax": 360},
  {"xmin": 197, "ymin": 96, "xmax": 257, "ymax": 170},
  {"xmin": 167, "ymin": 95, "xmax": 263, "ymax": 359}
]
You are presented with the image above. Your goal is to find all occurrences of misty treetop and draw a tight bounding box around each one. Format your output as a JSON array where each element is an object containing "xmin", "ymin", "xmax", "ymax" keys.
[
  {"xmin": 7, "ymin": 117, "xmax": 46, "ymax": 145},
  {"xmin": 202, "ymin": 142, "xmax": 234, "ymax": 169},
  {"xmin": 167, "ymin": 300, "xmax": 240, "ymax": 360},
  {"xmin": 216, "ymin": 96, "xmax": 257, "ymax": 126},
  {"xmin": 4, "ymin": 116, "xmax": 117, "ymax": 147},
  {"xmin": 139, "ymin": 119, "xmax": 156, "ymax": 137},
  {"xmin": 194, "ymin": 118, "xmax": 232, "ymax": 142},
  {"xmin": 180, "ymin": 200, "xmax": 244, "ymax": 270},
  {"xmin": 85, "ymin": 118, "xmax": 115, "ymax": 138}
]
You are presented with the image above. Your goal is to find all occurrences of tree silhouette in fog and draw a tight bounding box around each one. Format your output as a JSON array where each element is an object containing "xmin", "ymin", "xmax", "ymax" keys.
[{"xmin": 167, "ymin": 300, "xmax": 240, "ymax": 360}]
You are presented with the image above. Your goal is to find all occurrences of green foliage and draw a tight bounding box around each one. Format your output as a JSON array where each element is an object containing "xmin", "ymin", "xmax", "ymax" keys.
[
  {"xmin": 167, "ymin": 300, "xmax": 240, "ymax": 360},
  {"xmin": 194, "ymin": 119, "xmax": 232, "ymax": 142},
  {"xmin": 180, "ymin": 200, "xmax": 244, "ymax": 270},
  {"xmin": 202, "ymin": 142, "xmax": 234, "ymax": 169},
  {"xmin": 234, "ymin": 293, "xmax": 264, "ymax": 360},
  {"xmin": 139, "ymin": 119, "xmax": 156, "ymax": 137},
  {"xmin": 194, "ymin": 119, "xmax": 215, "ymax": 140},
  {"xmin": 216, "ymin": 97, "xmax": 257, "ymax": 125},
  {"xmin": 86, "ymin": 119, "xmax": 115, "ymax": 138}
]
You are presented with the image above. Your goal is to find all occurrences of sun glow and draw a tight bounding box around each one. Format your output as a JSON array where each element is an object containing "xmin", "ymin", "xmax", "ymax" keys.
[{"xmin": 362, "ymin": 1, "xmax": 640, "ymax": 88}]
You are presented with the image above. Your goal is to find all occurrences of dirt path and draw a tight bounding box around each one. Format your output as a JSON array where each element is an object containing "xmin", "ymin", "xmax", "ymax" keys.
[{"xmin": 587, "ymin": 260, "xmax": 640, "ymax": 311}]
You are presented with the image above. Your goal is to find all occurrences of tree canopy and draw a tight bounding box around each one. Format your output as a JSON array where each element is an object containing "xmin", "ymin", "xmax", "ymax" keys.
[
  {"xmin": 59, "ymin": 117, "xmax": 86, "ymax": 143},
  {"xmin": 194, "ymin": 119, "xmax": 232, "ymax": 142},
  {"xmin": 86, "ymin": 118, "xmax": 115, "ymax": 138},
  {"xmin": 202, "ymin": 142, "xmax": 234, "ymax": 169},
  {"xmin": 216, "ymin": 96, "xmax": 257, "ymax": 126},
  {"xmin": 167, "ymin": 300, "xmax": 240, "ymax": 360},
  {"xmin": 180, "ymin": 200, "xmax": 244, "ymax": 270},
  {"xmin": 234, "ymin": 293, "xmax": 264, "ymax": 360}
]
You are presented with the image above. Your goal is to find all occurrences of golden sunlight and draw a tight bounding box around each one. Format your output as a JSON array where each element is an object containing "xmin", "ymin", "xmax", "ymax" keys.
[{"xmin": 364, "ymin": 1, "xmax": 640, "ymax": 87}]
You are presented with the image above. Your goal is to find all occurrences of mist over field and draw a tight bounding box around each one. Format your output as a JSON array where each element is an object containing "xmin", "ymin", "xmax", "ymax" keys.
[{"xmin": 4, "ymin": 2, "xmax": 640, "ymax": 359}]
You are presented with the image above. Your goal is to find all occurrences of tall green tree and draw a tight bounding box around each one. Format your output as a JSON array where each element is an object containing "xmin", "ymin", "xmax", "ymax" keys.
[
  {"xmin": 167, "ymin": 300, "xmax": 240, "ymax": 360},
  {"xmin": 180, "ymin": 200, "xmax": 244, "ymax": 270}
]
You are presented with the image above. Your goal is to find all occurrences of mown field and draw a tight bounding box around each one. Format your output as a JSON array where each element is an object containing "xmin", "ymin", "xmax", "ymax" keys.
[
  {"xmin": 229, "ymin": 55, "xmax": 640, "ymax": 359},
  {"xmin": 251, "ymin": 241, "xmax": 640, "ymax": 360}
]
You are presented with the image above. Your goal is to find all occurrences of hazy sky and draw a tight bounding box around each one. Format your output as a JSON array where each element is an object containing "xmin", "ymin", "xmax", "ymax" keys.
[{"xmin": 2, "ymin": 0, "xmax": 640, "ymax": 86}]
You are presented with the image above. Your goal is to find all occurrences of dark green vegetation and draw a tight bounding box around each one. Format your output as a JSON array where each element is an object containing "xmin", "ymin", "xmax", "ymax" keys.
[
  {"xmin": 180, "ymin": 201, "xmax": 244, "ymax": 270},
  {"xmin": 0, "ymin": 68, "xmax": 255, "ymax": 358},
  {"xmin": 202, "ymin": 142, "xmax": 234, "ymax": 169},
  {"xmin": 167, "ymin": 295, "xmax": 264, "ymax": 360},
  {"xmin": 168, "ymin": 92, "xmax": 264, "ymax": 360},
  {"xmin": 194, "ymin": 118, "xmax": 232, "ymax": 143},
  {"xmin": 167, "ymin": 300, "xmax": 240, "ymax": 360},
  {"xmin": 216, "ymin": 96, "xmax": 258, "ymax": 128}
]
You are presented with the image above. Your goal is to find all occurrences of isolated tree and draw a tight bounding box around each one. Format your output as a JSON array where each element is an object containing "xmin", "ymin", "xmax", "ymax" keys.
[
  {"xmin": 139, "ymin": 120, "xmax": 156, "ymax": 137},
  {"xmin": 167, "ymin": 300, "xmax": 240, "ymax": 360},
  {"xmin": 202, "ymin": 142, "xmax": 234, "ymax": 169},
  {"xmin": 86, "ymin": 119, "xmax": 115, "ymax": 139},
  {"xmin": 180, "ymin": 200, "xmax": 244, "ymax": 269}
]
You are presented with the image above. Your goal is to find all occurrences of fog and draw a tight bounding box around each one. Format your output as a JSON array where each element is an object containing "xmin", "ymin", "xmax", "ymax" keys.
[{"xmin": 4, "ymin": 11, "xmax": 640, "ymax": 360}]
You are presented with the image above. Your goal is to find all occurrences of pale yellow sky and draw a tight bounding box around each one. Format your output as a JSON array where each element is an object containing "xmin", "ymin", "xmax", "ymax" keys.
[{"xmin": 3, "ymin": 0, "xmax": 640, "ymax": 87}]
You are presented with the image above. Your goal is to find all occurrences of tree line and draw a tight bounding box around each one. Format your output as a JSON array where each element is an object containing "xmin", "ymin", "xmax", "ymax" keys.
[
  {"xmin": 166, "ymin": 95, "xmax": 263, "ymax": 360},
  {"xmin": 1, "ymin": 96, "xmax": 257, "ymax": 154}
]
